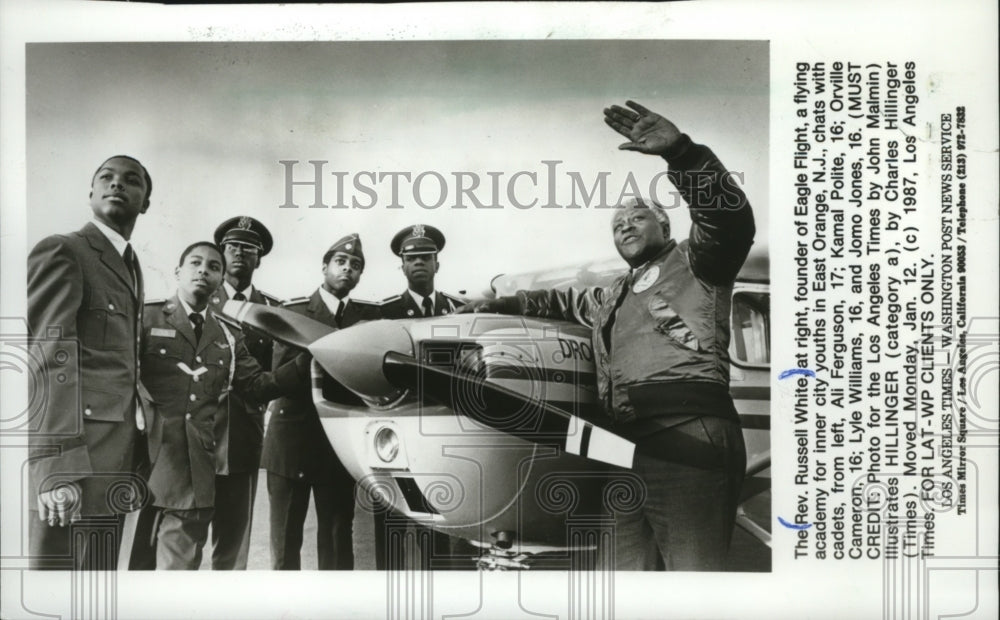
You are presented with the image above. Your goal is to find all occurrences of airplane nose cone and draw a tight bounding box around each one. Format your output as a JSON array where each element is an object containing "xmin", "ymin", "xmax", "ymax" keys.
[{"xmin": 309, "ymin": 320, "xmax": 414, "ymax": 398}]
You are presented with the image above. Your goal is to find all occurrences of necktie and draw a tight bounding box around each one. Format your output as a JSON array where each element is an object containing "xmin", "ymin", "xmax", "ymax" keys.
[
  {"xmin": 190, "ymin": 312, "xmax": 204, "ymax": 343},
  {"xmin": 233, "ymin": 291, "xmax": 247, "ymax": 301},
  {"xmin": 123, "ymin": 244, "xmax": 138, "ymax": 294},
  {"xmin": 334, "ymin": 300, "xmax": 345, "ymax": 328},
  {"xmin": 421, "ymin": 296, "xmax": 434, "ymax": 317}
]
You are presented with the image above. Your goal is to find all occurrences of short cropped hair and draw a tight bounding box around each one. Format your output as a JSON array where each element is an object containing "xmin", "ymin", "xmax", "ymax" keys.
[
  {"xmin": 178, "ymin": 241, "xmax": 226, "ymax": 269},
  {"xmin": 92, "ymin": 155, "xmax": 153, "ymax": 203}
]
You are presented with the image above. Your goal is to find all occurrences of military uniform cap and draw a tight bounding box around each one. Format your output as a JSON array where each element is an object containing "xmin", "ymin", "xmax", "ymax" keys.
[
  {"xmin": 214, "ymin": 216, "xmax": 274, "ymax": 256},
  {"xmin": 391, "ymin": 224, "xmax": 445, "ymax": 256},
  {"xmin": 324, "ymin": 233, "xmax": 365, "ymax": 266}
]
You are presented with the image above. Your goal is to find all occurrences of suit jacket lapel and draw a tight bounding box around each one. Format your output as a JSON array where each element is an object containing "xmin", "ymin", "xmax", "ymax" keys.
[
  {"xmin": 164, "ymin": 294, "xmax": 198, "ymax": 349},
  {"xmin": 249, "ymin": 288, "xmax": 268, "ymax": 305},
  {"xmin": 341, "ymin": 299, "xmax": 358, "ymax": 327},
  {"xmin": 307, "ymin": 289, "xmax": 336, "ymax": 327},
  {"xmin": 434, "ymin": 292, "xmax": 452, "ymax": 316},
  {"xmin": 199, "ymin": 310, "xmax": 224, "ymax": 355},
  {"xmin": 401, "ymin": 289, "xmax": 421, "ymax": 318},
  {"xmin": 83, "ymin": 222, "xmax": 135, "ymax": 296},
  {"xmin": 134, "ymin": 253, "xmax": 144, "ymax": 306}
]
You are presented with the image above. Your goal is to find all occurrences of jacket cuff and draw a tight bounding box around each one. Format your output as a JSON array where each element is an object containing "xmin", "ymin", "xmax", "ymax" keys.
[
  {"xmin": 499, "ymin": 295, "xmax": 525, "ymax": 314},
  {"xmin": 272, "ymin": 353, "xmax": 310, "ymax": 393},
  {"xmin": 29, "ymin": 445, "xmax": 91, "ymax": 495},
  {"xmin": 661, "ymin": 133, "xmax": 696, "ymax": 167}
]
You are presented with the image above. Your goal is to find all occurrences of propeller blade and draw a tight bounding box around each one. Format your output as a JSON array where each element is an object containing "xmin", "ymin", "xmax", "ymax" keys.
[
  {"xmin": 307, "ymin": 320, "xmax": 414, "ymax": 399},
  {"xmin": 383, "ymin": 351, "xmax": 635, "ymax": 469},
  {"xmin": 218, "ymin": 307, "xmax": 718, "ymax": 472},
  {"xmin": 220, "ymin": 300, "xmax": 335, "ymax": 350},
  {"xmin": 382, "ymin": 350, "xmax": 724, "ymax": 471}
]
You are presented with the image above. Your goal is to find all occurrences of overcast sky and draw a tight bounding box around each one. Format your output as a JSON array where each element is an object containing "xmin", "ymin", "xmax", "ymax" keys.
[{"xmin": 27, "ymin": 40, "xmax": 768, "ymax": 300}]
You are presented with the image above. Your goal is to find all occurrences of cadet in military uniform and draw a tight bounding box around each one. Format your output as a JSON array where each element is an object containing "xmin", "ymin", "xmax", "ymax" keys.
[
  {"xmin": 140, "ymin": 242, "xmax": 306, "ymax": 569},
  {"xmin": 379, "ymin": 224, "xmax": 464, "ymax": 319},
  {"xmin": 262, "ymin": 234, "xmax": 380, "ymax": 570},
  {"xmin": 28, "ymin": 155, "xmax": 150, "ymax": 570},
  {"xmin": 124, "ymin": 216, "xmax": 280, "ymax": 570},
  {"xmin": 207, "ymin": 216, "xmax": 280, "ymax": 570},
  {"xmin": 379, "ymin": 225, "xmax": 468, "ymax": 569}
]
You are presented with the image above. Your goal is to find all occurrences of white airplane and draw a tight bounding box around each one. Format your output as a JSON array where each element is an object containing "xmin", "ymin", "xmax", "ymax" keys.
[{"xmin": 222, "ymin": 250, "xmax": 770, "ymax": 570}]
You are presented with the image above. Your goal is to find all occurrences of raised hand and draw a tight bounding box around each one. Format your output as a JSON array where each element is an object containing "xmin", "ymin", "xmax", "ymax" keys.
[{"xmin": 603, "ymin": 100, "xmax": 682, "ymax": 155}]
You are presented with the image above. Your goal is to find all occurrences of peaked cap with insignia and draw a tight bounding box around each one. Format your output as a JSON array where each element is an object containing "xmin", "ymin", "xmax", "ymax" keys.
[
  {"xmin": 391, "ymin": 224, "xmax": 445, "ymax": 257},
  {"xmin": 214, "ymin": 216, "xmax": 274, "ymax": 256}
]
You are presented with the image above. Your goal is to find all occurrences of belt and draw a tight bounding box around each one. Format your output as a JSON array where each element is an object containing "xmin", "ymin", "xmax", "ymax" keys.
[
  {"xmin": 618, "ymin": 415, "xmax": 739, "ymax": 470},
  {"xmin": 626, "ymin": 380, "xmax": 739, "ymax": 421}
]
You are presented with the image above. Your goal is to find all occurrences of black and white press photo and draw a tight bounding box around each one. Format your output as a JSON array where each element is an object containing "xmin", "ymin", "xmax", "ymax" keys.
[
  {"xmin": 6, "ymin": 4, "xmax": 994, "ymax": 617},
  {"xmin": 14, "ymin": 38, "xmax": 770, "ymax": 578}
]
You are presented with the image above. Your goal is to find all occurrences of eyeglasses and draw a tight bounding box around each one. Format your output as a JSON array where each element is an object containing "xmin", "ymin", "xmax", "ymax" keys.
[{"xmin": 224, "ymin": 243, "xmax": 260, "ymax": 256}]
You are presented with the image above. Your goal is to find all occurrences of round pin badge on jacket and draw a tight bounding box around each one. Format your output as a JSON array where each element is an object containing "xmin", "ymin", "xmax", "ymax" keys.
[{"xmin": 633, "ymin": 265, "xmax": 660, "ymax": 293}]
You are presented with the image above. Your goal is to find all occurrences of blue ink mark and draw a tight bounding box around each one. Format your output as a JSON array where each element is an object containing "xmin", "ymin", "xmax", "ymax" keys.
[
  {"xmin": 778, "ymin": 368, "xmax": 815, "ymax": 380},
  {"xmin": 778, "ymin": 516, "xmax": 811, "ymax": 530}
]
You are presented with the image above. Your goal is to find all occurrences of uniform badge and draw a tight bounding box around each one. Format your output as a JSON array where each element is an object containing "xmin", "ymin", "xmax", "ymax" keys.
[
  {"xmin": 633, "ymin": 266, "xmax": 660, "ymax": 294},
  {"xmin": 211, "ymin": 296, "xmax": 221, "ymax": 305},
  {"xmin": 412, "ymin": 224, "xmax": 426, "ymax": 238},
  {"xmin": 345, "ymin": 243, "xmax": 353, "ymax": 250},
  {"xmin": 176, "ymin": 362, "xmax": 208, "ymax": 382},
  {"xmin": 237, "ymin": 216, "xmax": 253, "ymax": 230},
  {"xmin": 151, "ymin": 328, "xmax": 176, "ymax": 338},
  {"xmin": 407, "ymin": 309, "xmax": 415, "ymax": 316}
]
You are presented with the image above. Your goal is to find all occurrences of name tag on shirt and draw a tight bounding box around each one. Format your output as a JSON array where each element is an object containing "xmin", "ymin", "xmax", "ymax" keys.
[{"xmin": 151, "ymin": 328, "xmax": 176, "ymax": 338}]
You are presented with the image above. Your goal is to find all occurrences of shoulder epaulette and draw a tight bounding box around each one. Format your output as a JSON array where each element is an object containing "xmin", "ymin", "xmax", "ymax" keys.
[
  {"xmin": 352, "ymin": 298, "xmax": 379, "ymax": 306},
  {"xmin": 144, "ymin": 298, "xmax": 166, "ymax": 307},
  {"xmin": 442, "ymin": 292, "xmax": 467, "ymax": 303},
  {"xmin": 379, "ymin": 295, "xmax": 402, "ymax": 305},
  {"xmin": 260, "ymin": 291, "xmax": 282, "ymax": 306},
  {"xmin": 282, "ymin": 296, "xmax": 310, "ymax": 307}
]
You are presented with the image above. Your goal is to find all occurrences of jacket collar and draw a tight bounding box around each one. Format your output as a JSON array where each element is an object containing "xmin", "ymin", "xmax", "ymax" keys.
[
  {"xmin": 630, "ymin": 239, "xmax": 677, "ymax": 276},
  {"xmin": 305, "ymin": 288, "xmax": 336, "ymax": 325},
  {"xmin": 82, "ymin": 222, "xmax": 138, "ymax": 299},
  {"xmin": 163, "ymin": 293, "xmax": 222, "ymax": 352},
  {"xmin": 222, "ymin": 280, "xmax": 255, "ymax": 301}
]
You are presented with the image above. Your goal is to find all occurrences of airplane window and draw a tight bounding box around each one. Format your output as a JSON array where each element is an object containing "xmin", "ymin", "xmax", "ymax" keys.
[{"xmin": 731, "ymin": 291, "xmax": 770, "ymax": 366}]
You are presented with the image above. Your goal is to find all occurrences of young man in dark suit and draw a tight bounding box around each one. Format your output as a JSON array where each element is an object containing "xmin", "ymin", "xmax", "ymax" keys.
[
  {"xmin": 263, "ymin": 234, "xmax": 380, "ymax": 569},
  {"xmin": 27, "ymin": 155, "xmax": 151, "ymax": 570}
]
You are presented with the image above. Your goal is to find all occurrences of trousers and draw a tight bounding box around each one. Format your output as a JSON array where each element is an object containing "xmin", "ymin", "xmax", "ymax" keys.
[
  {"xmin": 267, "ymin": 471, "xmax": 354, "ymax": 570},
  {"xmin": 602, "ymin": 416, "xmax": 746, "ymax": 571},
  {"xmin": 210, "ymin": 470, "xmax": 258, "ymax": 569},
  {"xmin": 156, "ymin": 507, "xmax": 214, "ymax": 570}
]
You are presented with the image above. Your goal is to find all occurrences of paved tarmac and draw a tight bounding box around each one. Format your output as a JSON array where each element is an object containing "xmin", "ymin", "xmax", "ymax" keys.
[{"xmin": 200, "ymin": 471, "xmax": 771, "ymax": 572}]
